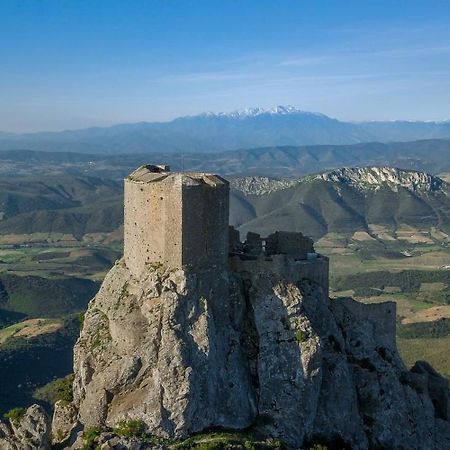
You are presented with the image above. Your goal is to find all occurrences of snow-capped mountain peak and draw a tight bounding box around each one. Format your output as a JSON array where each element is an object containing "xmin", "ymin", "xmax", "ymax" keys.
[{"xmin": 197, "ymin": 105, "xmax": 326, "ymax": 119}]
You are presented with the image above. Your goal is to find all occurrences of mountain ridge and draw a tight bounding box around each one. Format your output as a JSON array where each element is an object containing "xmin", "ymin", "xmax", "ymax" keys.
[
  {"xmin": 2, "ymin": 107, "xmax": 450, "ymax": 154},
  {"xmin": 1, "ymin": 138, "xmax": 450, "ymax": 178},
  {"xmin": 0, "ymin": 164, "xmax": 447, "ymax": 241},
  {"xmin": 230, "ymin": 167, "xmax": 449, "ymax": 196}
]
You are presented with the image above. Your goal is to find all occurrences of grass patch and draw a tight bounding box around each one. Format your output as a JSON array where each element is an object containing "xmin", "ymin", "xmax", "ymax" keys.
[
  {"xmin": 3, "ymin": 406, "xmax": 26, "ymax": 426},
  {"xmin": 34, "ymin": 373, "xmax": 74, "ymax": 406},
  {"xmin": 295, "ymin": 330, "xmax": 307, "ymax": 343},
  {"xmin": 172, "ymin": 431, "xmax": 285, "ymax": 450},
  {"xmin": 82, "ymin": 426, "xmax": 102, "ymax": 450},
  {"xmin": 113, "ymin": 419, "xmax": 146, "ymax": 438}
]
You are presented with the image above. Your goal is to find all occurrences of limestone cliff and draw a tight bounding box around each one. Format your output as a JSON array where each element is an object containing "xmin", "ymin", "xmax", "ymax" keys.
[
  {"xmin": 42, "ymin": 254, "xmax": 450, "ymax": 450},
  {"xmin": 312, "ymin": 166, "xmax": 447, "ymax": 192},
  {"xmin": 71, "ymin": 260, "xmax": 255, "ymax": 436}
]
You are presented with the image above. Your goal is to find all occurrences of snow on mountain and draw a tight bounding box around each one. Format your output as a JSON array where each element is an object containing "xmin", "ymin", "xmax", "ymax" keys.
[{"xmin": 197, "ymin": 105, "xmax": 327, "ymax": 119}]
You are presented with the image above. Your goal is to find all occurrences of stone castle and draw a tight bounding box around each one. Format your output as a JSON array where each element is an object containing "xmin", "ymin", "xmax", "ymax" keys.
[
  {"xmin": 124, "ymin": 164, "xmax": 329, "ymax": 292},
  {"xmin": 39, "ymin": 164, "xmax": 449, "ymax": 450}
]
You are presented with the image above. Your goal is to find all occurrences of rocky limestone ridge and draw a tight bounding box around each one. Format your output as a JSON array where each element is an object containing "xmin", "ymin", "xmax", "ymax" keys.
[
  {"xmin": 311, "ymin": 166, "xmax": 447, "ymax": 192},
  {"xmin": 29, "ymin": 252, "xmax": 448, "ymax": 450},
  {"xmin": 231, "ymin": 167, "xmax": 448, "ymax": 197},
  {"xmin": 231, "ymin": 176, "xmax": 298, "ymax": 195}
]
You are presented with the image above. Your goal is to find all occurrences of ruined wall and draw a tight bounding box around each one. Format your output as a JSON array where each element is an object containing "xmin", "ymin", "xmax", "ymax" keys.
[
  {"xmin": 265, "ymin": 231, "xmax": 314, "ymax": 259},
  {"xmin": 230, "ymin": 254, "xmax": 329, "ymax": 297}
]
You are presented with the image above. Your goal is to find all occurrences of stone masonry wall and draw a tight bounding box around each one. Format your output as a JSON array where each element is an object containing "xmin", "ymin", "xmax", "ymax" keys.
[
  {"xmin": 124, "ymin": 175, "xmax": 183, "ymax": 277},
  {"xmin": 182, "ymin": 177, "xmax": 229, "ymax": 268},
  {"xmin": 124, "ymin": 172, "xmax": 229, "ymax": 277},
  {"xmin": 230, "ymin": 254, "xmax": 329, "ymax": 297}
]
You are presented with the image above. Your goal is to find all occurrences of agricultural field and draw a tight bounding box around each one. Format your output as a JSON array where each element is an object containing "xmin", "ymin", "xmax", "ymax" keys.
[
  {"xmin": 0, "ymin": 318, "xmax": 62, "ymax": 345},
  {"xmin": 0, "ymin": 240, "xmax": 122, "ymax": 280},
  {"xmin": 0, "ymin": 238, "xmax": 114, "ymax": 415}
]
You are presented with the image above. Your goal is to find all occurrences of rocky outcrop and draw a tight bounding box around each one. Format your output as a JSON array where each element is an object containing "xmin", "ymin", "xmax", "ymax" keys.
[
  {"xmin": 312, "ymin": 166, "xmax": 446, "ymax": 192},
  {"xmin": 51, "ymin": 400, "xmax": 78, "ymax": 444},
  {"xmin": 51, "ymin": 255, "xmax": 450, "ymax": 449},
  {"xmin": 231, "ymin": 176, "xmax": 298, "ymax": 195},
  {"xmin": 0, "ymin": 405, "xmax": 50, "ymax": 450},
  {"xmin": 71, "ymin": 260, "xmax": 256, "ymax": 436},
  {"xmin": 231, "ymin": 167, "xmax": 449, "ymax": 197}
]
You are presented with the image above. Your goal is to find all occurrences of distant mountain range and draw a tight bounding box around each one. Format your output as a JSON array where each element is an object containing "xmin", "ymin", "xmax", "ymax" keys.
[
  {"xmin": 0, "ymin": 163, "xmax": 448, "ymax": 241},
  {"xmin": 1, "ymin": 106, "xmax": 450, "ymax": 154},
  {"xmin": 1, "ymin": 139, "xmax": 450, "ymax": 178}
]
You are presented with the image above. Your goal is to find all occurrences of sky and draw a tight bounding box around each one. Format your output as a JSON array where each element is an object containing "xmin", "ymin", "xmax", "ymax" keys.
[{"xmin": 1, "ymin": 0, "xmax": 450, "ymax": 132}]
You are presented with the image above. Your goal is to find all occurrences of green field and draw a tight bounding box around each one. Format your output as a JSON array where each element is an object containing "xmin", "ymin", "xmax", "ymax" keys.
[
  {"xmin": 0, "ymin": 318, "xmax": 61, "ymax": 346},
  {"xmin": 0, "ymin": 242, "xmax": 122, "ymax": 280}
]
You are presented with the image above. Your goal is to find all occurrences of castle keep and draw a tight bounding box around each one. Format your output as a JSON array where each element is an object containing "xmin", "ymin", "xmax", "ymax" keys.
[
  {"xmin": 124, "ymin": 165, "xmax": 229, "ymax": 277},
  {"xmin": 124, "ymin": 164, "xmax": 329, "ymax": 295}
]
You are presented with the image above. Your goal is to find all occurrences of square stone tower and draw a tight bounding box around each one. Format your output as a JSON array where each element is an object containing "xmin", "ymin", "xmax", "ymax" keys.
[{"xmin": 124, "ymin": 165, "xmax": 229, "ymax": 277}]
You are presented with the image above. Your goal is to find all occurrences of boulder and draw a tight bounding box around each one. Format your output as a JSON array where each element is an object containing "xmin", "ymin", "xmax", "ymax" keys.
[{"xmin": 51, "ymin": 400, "xmax": 78, "ymax": 444}]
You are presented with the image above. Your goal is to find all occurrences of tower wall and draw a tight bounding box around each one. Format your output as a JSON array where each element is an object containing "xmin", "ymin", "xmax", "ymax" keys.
[
  {"xmin": 124, "ymin": 175, "xmax": 183, "ymax": 277},
  {"xmin": 123, "ymin": 167, "xmax": 229, "ymax": 277},
  {"xmin": 181, "ymin": 176, "xmax": 229, "ymax": 268}
]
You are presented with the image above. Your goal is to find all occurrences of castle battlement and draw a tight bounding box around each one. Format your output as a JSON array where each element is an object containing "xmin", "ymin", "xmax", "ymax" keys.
[{"xmin": 124, "ymin": 165, "xmax": 229, "ymax": 277}]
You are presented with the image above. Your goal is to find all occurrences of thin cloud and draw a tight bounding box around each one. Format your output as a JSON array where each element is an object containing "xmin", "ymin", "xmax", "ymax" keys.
[
  {"xmin": 279, "ymin": 55, "xmax": 333, "ymax": 67},
  {"xmin": 160, "ymin": 71, "xmax": 255, "ymax": 83},
  {"xmin": 368, "ymin": 45, "xmax": 450, "ymax": 57}
]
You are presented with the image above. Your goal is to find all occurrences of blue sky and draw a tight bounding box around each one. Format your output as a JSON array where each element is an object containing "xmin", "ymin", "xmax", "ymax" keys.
[{"xmin": 1, "ymin": 0, "xmax": 450, "ymax": 131}]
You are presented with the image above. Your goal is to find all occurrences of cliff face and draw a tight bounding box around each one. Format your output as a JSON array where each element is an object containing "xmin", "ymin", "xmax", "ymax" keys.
[
  {"xmin": 44, "ymin": 255, "xmax": 450, "ymax": 449},
  {"xmin": 72, "ymin": 260, "xmax": 256, "ymax": 436}
]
